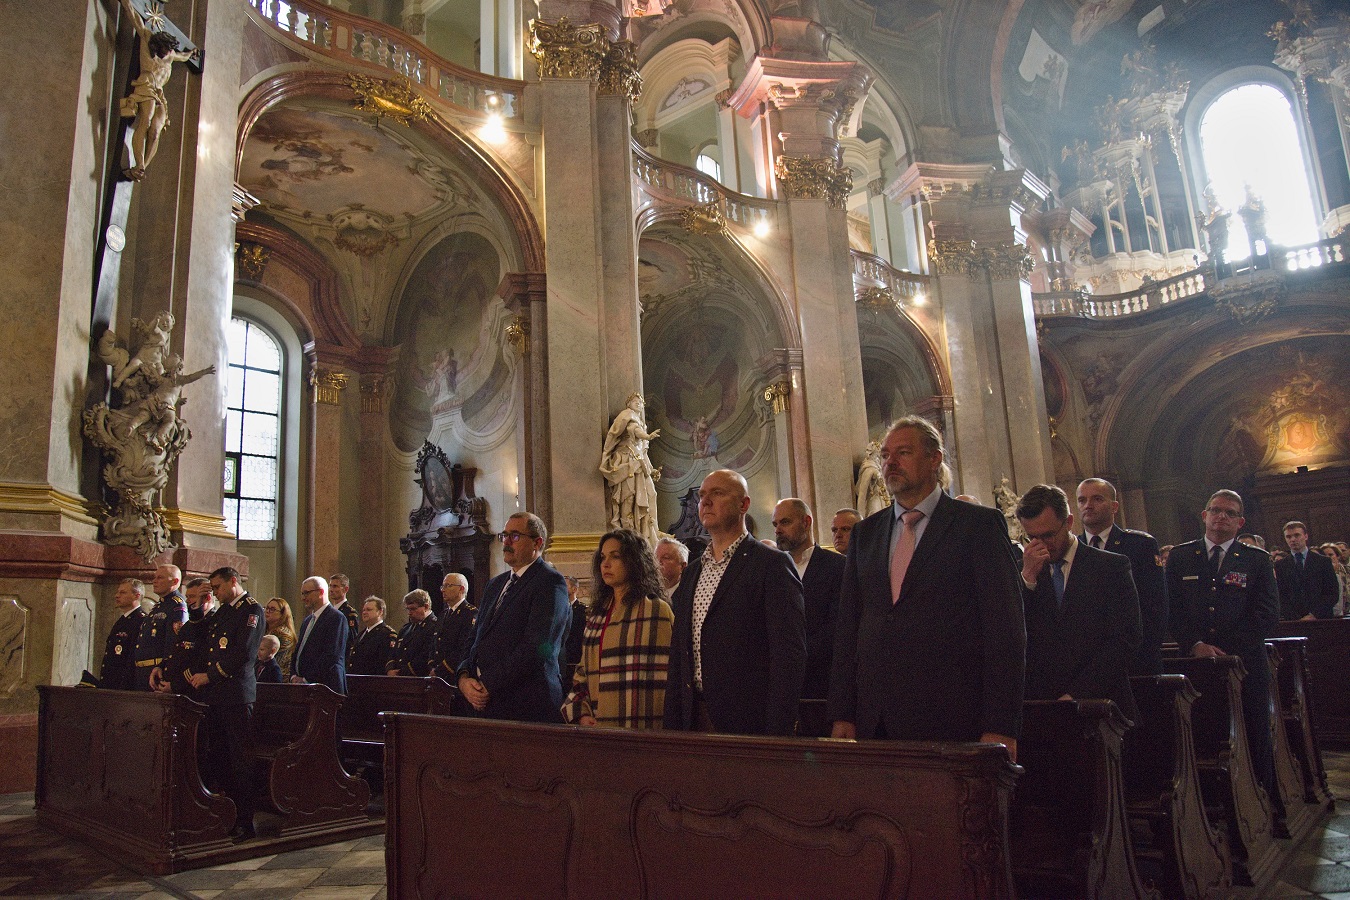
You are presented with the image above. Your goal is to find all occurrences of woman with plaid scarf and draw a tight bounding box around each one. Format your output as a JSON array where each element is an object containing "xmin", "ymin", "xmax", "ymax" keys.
[{"xmin": 564, "ymin": 530, "xmax": 674, "ymax": 728}]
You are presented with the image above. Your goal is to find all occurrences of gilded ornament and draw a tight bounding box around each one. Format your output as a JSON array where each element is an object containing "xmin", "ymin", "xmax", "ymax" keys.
[
  {"xmin": 311, "ymin": 368, "xmax": 349, "ymax": 406},
  {"xmin": 1211, "ymin": 272, "xmax": 1285, "ymax": 325},
  {"xmin": 763, "ymin": 380, "xmax": 791, "ymax": 415},
  {"xmin": 235, "ymin": 242, "xmax": 270, "ymax": 280},
  {"xmin": 506, "ymin": 315, "xmax": 529, "ymax": 356},
  {"xmin": 680, "ymin": 200, "xmax": 727, "ymax": 236},
  {"xmin": 360, "ymin": 374, "xmax": 388, "ymax": 414},
  {"xmin": 529, "ymin": 17, "xmax": 607, "ymax": 81},
  {"xmin": 775, "ymin": 155, "xmax": 852, "ymax": 209},
  {"xmin": 980, "ymin": 242, "xmax": 1035, "ymax": 281},
  {"xmin": 856, "ymin": 286, "xmax": 898, "ymax": 313},
  {"xmin": 349, "ymin": 74, "xmax": 432, "ymax": 126},
  {"xmin": 927, "ymin": 239, "xmax": 976, "ymax": 277},
  {"xmin": 599, "ymin": 40, "xmax": 643, "ymax": 102}
]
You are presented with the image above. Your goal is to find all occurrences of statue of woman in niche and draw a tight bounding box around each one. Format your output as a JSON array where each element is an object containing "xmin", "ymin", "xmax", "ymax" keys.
[
  {"xmin": 600, "ymin": 394, "xmax": 661, "ymax": 547},
  {"xmin": 854, "ymin": 440, "xmax": 891, "ymax": 517}
]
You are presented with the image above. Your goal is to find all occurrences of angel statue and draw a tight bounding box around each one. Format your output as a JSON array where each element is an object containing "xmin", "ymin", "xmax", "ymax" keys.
[
  {"xmin": 854, "ymin": 440, "xmax": 891, "ymax": 516},
  {"xmin": 84, "ymin": 313, "xmax": 214, "ymax": 561},
  {"xmin": 600, "ymin": 393, "xmax": 661, "ymax": 548}
]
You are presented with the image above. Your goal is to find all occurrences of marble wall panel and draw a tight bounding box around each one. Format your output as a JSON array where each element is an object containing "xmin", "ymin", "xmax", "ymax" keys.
[
  {"xmin": 0, "ymin": 596, "xmax": 28, "ymax": 696},
  {"xmin": 51, "ymin": 594, "xmax": 92, "ymax": 687}
]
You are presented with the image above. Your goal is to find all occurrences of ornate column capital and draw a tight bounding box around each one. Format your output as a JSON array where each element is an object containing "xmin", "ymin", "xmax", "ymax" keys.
[
  {"xmin": 235, "ymin": 242, "xmax": 270, "ymax": 281},
  {"xmin": 359, "ymin": 373, "xmax": 389, "ymax": 413},
  {"xmin": 763, "ymin": 380, "xmax": 792, "ymax": 415},
  {"xmin": 927, "ymin": 239, "xmax": 977, "ymax": 277},
  {"xmin": 978, "ymin": 241, "xmax": 1035, "ymax": 281},
  {"xmin": 529, "ymin": 17, "xmax": 608, "ymax": 80},
  {"xmin": 506, "ymin": 315, "xmax": 530, "ymax": 356},
  {"xmin": 311, "ymin": 367, "xmax": 349, "ymax": 406},
  {"xmin": 775, "ymin": 155, "xmax": 852, "ymax": 208},
  {"xmin": 598, "ymin": 40, "xmax": 642, "ymax": 101}
]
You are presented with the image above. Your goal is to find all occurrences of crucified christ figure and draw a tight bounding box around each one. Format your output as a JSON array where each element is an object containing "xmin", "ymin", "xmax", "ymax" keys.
[{"xmin": 118, "ymin": 0, "xmax": 198, "ymax": 180}]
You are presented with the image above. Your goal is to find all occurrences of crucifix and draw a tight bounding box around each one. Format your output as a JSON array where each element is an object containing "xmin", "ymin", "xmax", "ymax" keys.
[{"xmin": 117, "ymin": 0, "xmax": 203, "ymax": 181}]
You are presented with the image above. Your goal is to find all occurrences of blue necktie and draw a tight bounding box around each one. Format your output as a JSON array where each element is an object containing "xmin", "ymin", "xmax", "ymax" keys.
[
  {"xmin": 489, "ymin": 574, "xmax": 518, "ymax": 625},
  {"xmin": 1051, "ymin": 561, "xmax": 1065, "ymax": 608}
]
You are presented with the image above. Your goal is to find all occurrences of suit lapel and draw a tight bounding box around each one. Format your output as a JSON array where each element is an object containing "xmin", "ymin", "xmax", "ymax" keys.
[
  {"xmin": 900, "ymin": 495, "xmax": 953, "ymax": 597},
  {"xmin": 706, "ymin": 539, "xmax": 753, "ymax": 617}
]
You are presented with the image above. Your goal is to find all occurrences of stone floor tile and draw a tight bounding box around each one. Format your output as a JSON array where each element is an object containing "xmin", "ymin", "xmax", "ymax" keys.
[
  {"xmin": 1282, "ymin": 862, "xmax": 1350, "ymax": 894},
  {"xmin": 291, "ymin": 886, "xmax": 381, "ymax": 900},
  {"xmin": 330, "ymin": 850, "xmax": 384, "ymax": 868},
  {"xmin": 307, "ymin": 867, "xmax": 386, "ymax": 887},
  {"xmin": 163, "ymin": 868, "xmax": 255, "ymax": 890},
  {"xmin": 258, "ymin": 850, "xmax": 346, "ymax": 871},
  {"xmin": 206, "ymin": 855, "xmax": 276, "ymax": 871},
  {"xmin": 230, "ymin": 867, "xmax": 325, "ymax": 890}
]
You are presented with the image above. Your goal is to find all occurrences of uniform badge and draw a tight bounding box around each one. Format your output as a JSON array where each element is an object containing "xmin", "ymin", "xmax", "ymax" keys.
[
  {"xmin": 247, "ymin": 614, "xmax": 258, "ymax": 628},
  {"xmin": 114, "ymin": 645, "xmax": 123, "ymax": 655},
  {"xmin": 219, "ymin": 636, "xmax": 228, "ymax": 649},
  {"xmin": 1223, "ymin": 571, "xmax": 1249, "ymax": 588},
  {"xmin": 1154, "ymin": 554, "xmax": 1163, "ymax": 567}
]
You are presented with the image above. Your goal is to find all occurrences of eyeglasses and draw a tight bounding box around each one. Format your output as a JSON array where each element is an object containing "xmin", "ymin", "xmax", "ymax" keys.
[
  {"xmin": 1204, "ymin": 507, "xmax": 1242, "ymax": 519},
  {"xmin": 498, "ymin": 531, "xmax": 531, "ymax": 543},
  {"xmin": 301, "ymin": 588, "xmax": 322, "ymax": 596}
]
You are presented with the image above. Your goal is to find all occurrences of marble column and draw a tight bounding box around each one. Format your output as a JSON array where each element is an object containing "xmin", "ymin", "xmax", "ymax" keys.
[
  {"xmin": 309, "ymin": 354, "xmax": 351, "ymax": 578},
  {"xmin": 357, "ymin": 357, "xmax": 394, "ymax": 599}
]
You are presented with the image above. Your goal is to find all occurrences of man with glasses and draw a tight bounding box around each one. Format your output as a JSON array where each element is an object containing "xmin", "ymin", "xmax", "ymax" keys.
[
  {"xmin": 291, "ymin": 576, "xmax": 349, "ymax": 694},
  {"xmin": 1166, "ymin": 489, "xmax": 1279, "ymax": 799},
  {"xmin": 387, "ymin": 589, "xmax": 438, "ymax": 677},
  {"xmin": 457, "ymin": 512, "xmax": 570, "ymax": 722}
]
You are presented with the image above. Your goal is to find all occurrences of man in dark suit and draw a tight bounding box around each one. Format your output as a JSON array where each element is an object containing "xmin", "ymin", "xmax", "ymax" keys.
[
  {"xmin": 666, "ymin": 470, "xmax": 806, "ymax": 736},
  {"xmin": 329, "ymin": 573, "xmax": 360, "ymax": 658},
  {"xmin": 1275, "ymin": 520, "xmax": 1340, "ymax": 620},
  {"xmin": 348, "ymin": 596, "xmax": 398, "ymax": 676},
  {"xmin": 99, "ymin": 579, "xmax": 146, "ymax": 690},
  {"xmin": 432, "ymin": 574, "xmax": 476, "ymax": 682},
  {"xmin": 457, "ymin": 512, "xmax": 571, "ymax": 723},
  {"xmin": 388, "ymin": 590, "xmax": 439, "ymax": 676},
  {"xmin": 1017, "ymin": 484, "xmax": 1140, "ymax": 721},
  {"xmin": 291, "ymin": 575, "xmax": 349, "ymax": 694},
  {"xmin": 773, "ymin": 497, "xmax": 844, "ymax": 701},
  {"xmin": 1166, "ymin": 489, "xmax": 1279, "ymax": 797},
  {"xmin": 828, "ymin": 416, "xmax": 1024, "ymax": 757},
  {"xmin": 1076, "ymin": 477, "xmax": 1168, "ymax": 675}
]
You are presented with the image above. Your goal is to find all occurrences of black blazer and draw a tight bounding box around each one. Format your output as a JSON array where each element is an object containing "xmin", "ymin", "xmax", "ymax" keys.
[
  {"xmin": 800, "ymin": 546, "xmax": 845, "ymax": 700},
  {"xmin": 828, "ymin": 494, "xmax": 1025, "ymax": 741},
  {"xmin": 433, "ymin": 603, "xmax": 477, "ymax": 681},
  {"xmin": 1275, "ymin": 551, "xmax": 1340, "ymax": 620},
  {"xmin": 348, "ymin": 621, "xmax": 398, "ymax": 676},
  {"xmin": 665, "ymin": 536, "xmax": 806, "ymax": 736},
  {"xmin": 1022, "ymin": 538, "xmax": 1141, "ymax": 721},
  {"xmin": 1166, "ymin": 538, "xmax": 1278, "ymax": 682},
  {"xmin": 293, "ymin": 603, "xmax": 349, "ymax": 694},
  {"xmin": 1085, "ymin": 525, "xmax": 1168, "ymax": 675},
  {"xmin": 255, "ymin": 657, "xmax": 284, "ymax": 684},
  {"xmin": 460, "ymin": 559, "xmax": 571, "ymax": 723}
]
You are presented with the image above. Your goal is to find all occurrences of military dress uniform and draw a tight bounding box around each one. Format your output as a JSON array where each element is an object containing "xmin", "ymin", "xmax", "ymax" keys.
[
  {"xmin": 433, "ymin": 602, "xmax": 477, "ymax": 683},
  {"xmin": 348, "ymin": 621, "xmax": 398, "ymax": 676},
  {"xmin": 161, "ymin": 608, "xmax": 213, "ymax": 696},
  {"xmin": 196, "ymin": 591, "xmax": 266, "ymax": 839},
  {"xmin": 388, "ymin": 613, "xmax": 438, "ymax": 676},
  {"xmin": 335, "ymin": 599, "xmax": 361, "ymax": 657},
  {"xmin": 99, "ymin": 607, "xmax": 145, "ymax": 691},
  {"xmin": 135, "ymin": 590, "xmax": 188, "ymax": 690}
]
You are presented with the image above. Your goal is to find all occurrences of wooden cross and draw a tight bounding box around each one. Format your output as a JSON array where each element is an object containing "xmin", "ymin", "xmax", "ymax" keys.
[{"xmin": 125, "ymin": 0, "xmax": 203, "ymax": 73}]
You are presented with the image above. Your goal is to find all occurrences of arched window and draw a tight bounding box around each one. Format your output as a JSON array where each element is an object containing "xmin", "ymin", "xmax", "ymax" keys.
[
  {"xmin": 224, "ymin": 317, "xmax": 282, "ymax": 540},
  {"xmin": 1196, "ymin": 81, "xmax": 1320, "ymax": 261},
  {"xmin": 695, "ymin": 151, "xmax": 722, "ymax": 182}
]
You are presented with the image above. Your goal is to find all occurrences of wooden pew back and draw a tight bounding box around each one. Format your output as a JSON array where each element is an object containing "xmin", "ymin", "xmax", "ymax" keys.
[
  {"xmin": 385, "ymin": 714, "xmax": 1021, "ymax": 899},
  {"xmin": 1273, "ymin": 619, "xmax": 1350, "ymax": 750}
]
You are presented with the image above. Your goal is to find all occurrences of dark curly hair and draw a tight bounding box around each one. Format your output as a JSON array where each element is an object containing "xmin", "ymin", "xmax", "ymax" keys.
[{"xmin": 590, "ymin": 529, "xmax": 663, "ymax": 615}]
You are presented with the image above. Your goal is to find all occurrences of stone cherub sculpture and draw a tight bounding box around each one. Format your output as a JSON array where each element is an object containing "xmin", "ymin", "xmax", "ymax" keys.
[
  {"xmin": 854, "ymin": 439, "xmax": 891, "ymax": 516},
  {"xmin": 84, "ymin": 312, "xmax": 215, "ymax": 560},
  {"xmin": 600, "ymin": 393, "xmax": 661, "ymax": 548},
  {"xmin": 117, "ymin": 0, "xmax": 199, "ymax": 181}
]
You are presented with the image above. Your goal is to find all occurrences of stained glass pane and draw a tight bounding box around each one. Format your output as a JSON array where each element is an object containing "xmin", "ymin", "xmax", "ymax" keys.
[
  {"xmin": 246, "ymin": 327, "xmax": 281, "ymax": 373},
  {"xmin": 223, "ymin": 456, "xmax": 238, "ymax": 494},
  {"xmin": 226, "ymin": 409, "xmax": 243, "ymax": 453},
  {"xmin": 240, "ymin": 455, "xmax": 277, "ymax": 499},
  {"xmin": 243, "ymin": 370, "xmax": 280, "ymax": 414},
  {"xmin": 228, "ymin": 318, "xmax": 249, "ymax": 367},
  {"xmin": 238, "ymin": 499, "xmax": 276, "ymax": 541},
  {"xmin": 241, "ymin": 412, "xmax": 277, "ymax": 457},
  {"xmin": 222, "ymin": 498, "xmax": 239, "ymax": 536}
]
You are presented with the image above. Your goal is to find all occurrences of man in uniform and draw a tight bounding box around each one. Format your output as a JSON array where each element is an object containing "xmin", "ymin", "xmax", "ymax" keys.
[
  {"xmin": 152, "ymin": 577, "xmax": 215, "ymax": 695},
  {"xmin": 433, "ymin": 574, "xmax": 476, "ymax": 684},
  {"xmin": 348, "ymin": 596, "xmax": 398, "ymax": 676},
  {"xmin": 330, "ymin": 573, "xmax": 361, "ymax": 657},
  {"xmin": 190, "ymin": 566, "xmax": 266, "ymax": 842},
  {"xmin": 135, "ymin": 565, "xmax": 188, "ymax": 689},
  {"xmin": 388, "ymin": 589, "xmax": 438, "ymax": 676},
  {"xmin": 1166, "ymin": 489, "xmax": 1279, "ymax": 798},
  {"xmin": 99, "ymin": 579, "xmax": 146, "ymax": 690}
]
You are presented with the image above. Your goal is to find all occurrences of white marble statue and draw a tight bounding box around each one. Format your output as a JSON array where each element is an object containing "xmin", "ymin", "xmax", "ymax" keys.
[
  {"xmin": 600, "ymin": 393, "xmax": 661, "ymax": 547},
  {"xmin": 854, "ymin": 440, "xmax": 891, "ymax": 516},
  {"xmin": 993, "ymin": 476, "xmax": 1027, "ymax": 544},
  {"xmin": 85, "ymin": 315, "xmax": 215, "ymax": 560},
  {"xmin": 117, "ymin": 0, "xmax": 199, "ymax": 181}
]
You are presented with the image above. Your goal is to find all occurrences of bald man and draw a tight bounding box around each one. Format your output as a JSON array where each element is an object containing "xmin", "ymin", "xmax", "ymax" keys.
[{"xmin": 665, "ymin": 469, "xmax": 806, "ymax": 736}]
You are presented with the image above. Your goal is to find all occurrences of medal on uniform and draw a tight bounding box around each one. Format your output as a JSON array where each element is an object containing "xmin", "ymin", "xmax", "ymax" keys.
[
  {"xmin": 115, "ymin": 645, "xmax": 122, "ymax": 655},
  {"xmin": 219, "ymin": 636, "xmax": 228, "ymax": 648}
]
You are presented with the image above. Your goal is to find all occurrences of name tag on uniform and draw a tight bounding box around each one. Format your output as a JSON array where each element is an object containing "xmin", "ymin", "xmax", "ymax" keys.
[
  {"xmin": 1224, "ymin": 572, "xmax": 1248, "ymax": 588},
  {"xmin": 1182, "ymin": 575, "xmax": 1199, "ymax": 581}
]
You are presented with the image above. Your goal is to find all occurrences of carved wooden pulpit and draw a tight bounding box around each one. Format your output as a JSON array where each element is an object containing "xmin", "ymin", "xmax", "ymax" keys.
[{"xmin": 399, "ymin": 442, "xmax": 493, "ymax": 609}]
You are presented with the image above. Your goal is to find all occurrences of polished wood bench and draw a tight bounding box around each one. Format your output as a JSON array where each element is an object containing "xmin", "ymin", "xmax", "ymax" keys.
[
  {"xmin": 1267, "ymin": 636, "xmax": 1334, "ymax": 809},
  {"xmin": 1273, "ymin": 619, "xmax": 1350, "ymax": 749},
  {"xmin": 1264, "ymin": 642, "xmax": 1321, "ymax": 843},
  {"xmin": 1010, "ymin": 699, "xmax": 1159, "ymax": 900},
  {"xmin": 252, "ymin": 682, "xmax": 372, "ymax": 837},
  {"xmin": 384, "ymin": 714, "xmax": 1022, "ymax": 899},
  {"xmin": 337, "ymin": 674, "xmax": 457, "ymax": 768},
  {"xmin": 1161, "ymin": 655, "xmax": 1277, "ymax": 888},
  {"xmin": 1124, "ymin": 675, "xmax": 1230, "ymax": 900}
]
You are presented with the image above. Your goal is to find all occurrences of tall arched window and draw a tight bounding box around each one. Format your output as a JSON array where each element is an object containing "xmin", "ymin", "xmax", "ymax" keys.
[
  {"xmin": 1197, "ymin": 82, "xmax": 1320, "ymax": 261},
  {"xmin": 224, "ymin": 317, "xmax": 282, "ymax": 540}
]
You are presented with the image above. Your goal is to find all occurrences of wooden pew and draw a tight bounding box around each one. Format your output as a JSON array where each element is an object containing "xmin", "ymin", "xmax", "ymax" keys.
[
  {"xmin": 1273, "ymin": 619, "xmax": 1350, "ymax": 750},
  {"xmin": 1264, "ymin": 642, "xmax": 1319, "ymax": 842},
  {"xmin": 1266, "ymin": 636, "xmax": 1334, "ymax": 809},
  {"xmin": 1161, "ymin": 656, "xmax": 1277, "ymax": 888},
  {"xmin": 338, "ymin": 674, "xmax": 458, "ymax": 768},
  {"xmin": 36, "ymin": 686, "xmax": 234, "ymax": 874},
  {"xmin": 1010, "ymin": 699, "xmax": 1159, "ymax": 900},
  {"xmin": 384, "ymin": 714, "xmax": 1021, "ymax": 899},
  {"xmin": 252, "ymin": 682, "xmax": 373, "ymax": 837},
  {"xmin": 1123, "ymin": 675, "xmax": 1231, "ymax": 900}
]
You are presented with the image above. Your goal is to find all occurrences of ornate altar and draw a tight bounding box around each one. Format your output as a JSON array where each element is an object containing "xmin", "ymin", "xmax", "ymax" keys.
[{"xmin": 399, "ymin": 442, "xmax": 493, "ymax": 609}]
